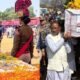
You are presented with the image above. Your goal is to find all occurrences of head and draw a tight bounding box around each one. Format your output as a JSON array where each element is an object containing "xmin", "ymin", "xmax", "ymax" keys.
[
  {"xmin": 50, "ymin": 21, "xmax": 61, "ymax": 35},
  {"xmin": 44, "ymin": 13, "xmax": 49, "ymax": 19},
  {"xmin": 40, "ymin": 19, "xmax": 46, "ymax": 28},
  {"xmin": 49, "ymin": 17, "xmax": 54, "ymax": 23},
  {"xmin": 19, "ymin": 15, "xmax": 30, "ymax": 25}
]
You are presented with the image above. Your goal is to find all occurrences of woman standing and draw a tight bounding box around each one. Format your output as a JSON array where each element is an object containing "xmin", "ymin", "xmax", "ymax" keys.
[{"xmin": 11, "ymin": 15, "xmax": 33, "ymax": 63}]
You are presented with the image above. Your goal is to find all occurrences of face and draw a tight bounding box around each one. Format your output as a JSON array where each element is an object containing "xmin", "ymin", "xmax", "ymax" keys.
[
  {"xmin": 51, "ymin": 23, "xmax": 61, "ymax": 35},
  {"xmin": 41, "ymin": 20, "xmax": 46, "ymax": 27}
]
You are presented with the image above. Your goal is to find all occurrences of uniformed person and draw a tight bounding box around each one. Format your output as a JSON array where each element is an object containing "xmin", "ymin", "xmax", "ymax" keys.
[
  {"xmin": 11, "ymin": 15, "xmax": 33, "ymax": 63},
  {"xmin": 37, "ymin": 19, "xmax": 50, "ymax": 80}
]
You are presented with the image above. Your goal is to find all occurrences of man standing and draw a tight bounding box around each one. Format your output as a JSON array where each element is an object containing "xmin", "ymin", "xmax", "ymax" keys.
[
  {"xmin": 37, "ymin": 19, "xmax": 50, "ymax": 80},
  {"xmin": 45, "ymin": 21, "xmax": 72, "ymax": 80}
]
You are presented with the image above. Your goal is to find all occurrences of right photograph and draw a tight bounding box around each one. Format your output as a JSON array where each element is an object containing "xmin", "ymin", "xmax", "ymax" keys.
[{"xmin": 39, "ymin": 0, "xmax": 80, "ymax": 80}]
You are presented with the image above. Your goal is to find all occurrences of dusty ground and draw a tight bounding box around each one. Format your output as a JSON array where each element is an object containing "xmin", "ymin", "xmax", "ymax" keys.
[{"xmin": 1, "ymin": 35, "xmax": 40, "ymax": 64}]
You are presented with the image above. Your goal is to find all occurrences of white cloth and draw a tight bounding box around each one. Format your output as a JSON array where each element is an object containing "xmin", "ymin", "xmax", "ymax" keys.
[
  {"xmin": 6, "ymin": 27, "xmax": 15, "ymax": 37},
  {"xmin": 67, "ymin": 9, "xmax": 80, "ymax": 14},
  {"xmin": 45, "ymin": 33, "xmax": 70, "ymax": 71},
  {"xmin": 66, "ymin": 39, "xmax": 76, "ymax": 74},
  {"xmin": 65, "ymin": 9, "xmax": 80, "ymax": 37},
  {"xmin": 46, "ymin": 68, "xmax": 71, "ymax": 80}
]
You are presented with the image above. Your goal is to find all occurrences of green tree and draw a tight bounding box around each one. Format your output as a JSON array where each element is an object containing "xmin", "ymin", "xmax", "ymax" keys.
[
  {"xmin": 0, "ymin": 7, "xmax": 18, "ymax": 20},
  {"xmin": 29, "ymin": 6, "xmax": 35, "ymax": 17},
  {"xmin": 0, "ymin": 12, "xmax": 3, "ymax": 20},
  {"xmin": 0, "ymin": 7, "xmax": 35, "ymax": 20},
  {"xmin": 4, "ymin": 7, "xmax": 18, "ymax": 20}
]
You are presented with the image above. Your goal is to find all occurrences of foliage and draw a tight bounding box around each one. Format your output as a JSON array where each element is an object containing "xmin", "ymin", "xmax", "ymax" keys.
[
  {"xmin": 29, "ymin": 6, "xmax": 35, "ymax": 18},
  {"xmin": 0, "ymin": 7, "xmax": 35, "ymax": 20},
  {"xmin": 0, "ymin": 7, "xmax": 18, "ymax": 20}
]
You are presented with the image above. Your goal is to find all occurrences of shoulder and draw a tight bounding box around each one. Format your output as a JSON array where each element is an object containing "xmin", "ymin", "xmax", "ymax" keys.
[{"xmin": 46, "ymin": 34, "xmax": 52, "ymax": 40}]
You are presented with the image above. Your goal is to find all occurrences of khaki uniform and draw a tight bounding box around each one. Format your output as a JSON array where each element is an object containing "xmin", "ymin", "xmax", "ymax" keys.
[{"xmin": 11, "ymin": 25, "xmax": 33, "ymax": 62}]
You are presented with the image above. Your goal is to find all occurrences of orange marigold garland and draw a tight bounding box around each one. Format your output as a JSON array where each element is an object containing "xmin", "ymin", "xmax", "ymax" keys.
[
  {"xmin": 0, "ymin": 71, "xmax": 40, "ymax": 80},
  {"xmin": 0, "ymin": 54, "xmax": 40, "ymax": 80}
]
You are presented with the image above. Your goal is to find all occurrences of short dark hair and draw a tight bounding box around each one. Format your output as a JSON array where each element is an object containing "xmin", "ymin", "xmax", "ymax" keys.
[
  {"xmin": 40, "ymin": 19, "xmax": 45, "ymax": 23},
  {"xmin": 50, "ymin": 20, "xmax": 60, "ymax": 27},
  {"xmin": 19, "ymin": 15, "xmax": 30, "ymax": 25}
]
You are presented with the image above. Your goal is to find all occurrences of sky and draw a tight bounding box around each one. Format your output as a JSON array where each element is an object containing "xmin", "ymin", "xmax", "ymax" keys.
[{"xmin": 0, "ymin": 0, "xmax": 40, "ymax": 15}]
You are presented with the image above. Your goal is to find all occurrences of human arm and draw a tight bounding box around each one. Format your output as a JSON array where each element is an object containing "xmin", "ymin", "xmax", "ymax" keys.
[
  {"xmin": 11, "ymin": 30, "xmax": 20, "ymax": 57},
  {"xmin": 45, "ymin": 35, "xmax": 64, "ymax": 53},
  {"xmin": 65, "ymin": 42, "xmax": 71, "ymax": 54}
]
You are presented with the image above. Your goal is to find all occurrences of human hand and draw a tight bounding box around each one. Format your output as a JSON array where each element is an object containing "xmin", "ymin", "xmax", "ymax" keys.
[{"xmin": 64, "ymin": 32, "xmax": 71, "ymax": 39}]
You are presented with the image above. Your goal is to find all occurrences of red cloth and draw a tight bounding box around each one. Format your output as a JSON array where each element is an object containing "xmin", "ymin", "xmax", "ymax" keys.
[
  {"xmin": 16, "ymin": 34, "xmax": 33, "ymax": 58},
  {"xmin": 15, "ymin": 0, "xmax": 32, "ymax": 16}
]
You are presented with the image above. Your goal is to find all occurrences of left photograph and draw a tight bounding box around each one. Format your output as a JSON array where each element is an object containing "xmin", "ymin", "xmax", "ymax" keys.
[{"xmin": 0, "ymin": 0, "xmax": 40, "ymax": 80}]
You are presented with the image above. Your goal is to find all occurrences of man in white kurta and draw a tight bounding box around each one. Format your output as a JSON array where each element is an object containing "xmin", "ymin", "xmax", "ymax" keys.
[{"xmin": 45, "ymin": 21, "xmax": 71, "ymax": 80}]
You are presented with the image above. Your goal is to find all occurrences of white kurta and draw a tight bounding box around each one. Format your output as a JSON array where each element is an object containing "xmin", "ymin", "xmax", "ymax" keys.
[
  {"xmin": 46, "ymin": 33, "xmax": 69, "ymax": 71},
  {"xmin": 45, "ymin": 33, "xmax": 71, "ymax": 80}
]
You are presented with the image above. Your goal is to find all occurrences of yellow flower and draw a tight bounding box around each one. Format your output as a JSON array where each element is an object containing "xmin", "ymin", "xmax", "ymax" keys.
[{"xmin": 66, "ymin": 0, "xmax": 80, "ymax": 9}]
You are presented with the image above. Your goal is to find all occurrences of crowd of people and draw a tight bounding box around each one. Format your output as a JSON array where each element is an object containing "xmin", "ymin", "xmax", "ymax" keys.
[
  {"xmin": 36, "ymin": 11, "xmax": 80, "ymax": 80},
  {"xmin": 0, "ymin": 1, "xmax": 80, "ymax": 79}
]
